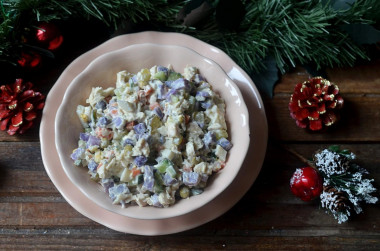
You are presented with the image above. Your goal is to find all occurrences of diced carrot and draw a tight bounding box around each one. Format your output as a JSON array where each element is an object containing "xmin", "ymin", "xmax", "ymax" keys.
[
  {"xmin": 185, "ymin": 114, "xmax": 191, "ymax": 124},
  {"xmin": 107, "ymin": 129, "xmax": 113, "ymax": 140},
  {"xmin": 132, "ymin": 168, "xmax": 141, "ymax": 177},
  {"xmin": 96, "ymin": 163, "xmax": 103, "ymax": 170},
  {"xmin": 144, "ymin": 85, "xmax": 154, "ymax": 96},
  {"xmin": 149, "ymin": 102, "xmax": 160, "ymax": 110},
  {"xmin": 104, "ymin": 96, "xmax": 112, "ymax": 103},
  {"xmin": 126, "ymin": 121, "xmax": 136, "ymax": 131},
  {"xmin": 111, "ymin": 109, "xmax": 118, "ymax": 115},
  {"xmin": 137, "ymin": 90, "xmax": 145, "ymax": 100}
]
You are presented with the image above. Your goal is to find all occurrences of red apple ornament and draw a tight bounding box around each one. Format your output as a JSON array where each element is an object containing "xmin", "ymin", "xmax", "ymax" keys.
[{"xmin": 290, "ymin": 166, "xmax": 323, "ymax": 201}]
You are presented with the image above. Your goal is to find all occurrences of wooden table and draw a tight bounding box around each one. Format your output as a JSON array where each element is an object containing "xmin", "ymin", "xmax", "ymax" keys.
[{"xmin": 1, "ymin": 29, "xmax": 379, "ymax": 249}]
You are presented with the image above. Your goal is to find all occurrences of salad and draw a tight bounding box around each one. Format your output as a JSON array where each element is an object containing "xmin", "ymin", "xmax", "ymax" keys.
[{"xmin": 71, "ymin": 65, "xmax": 232, "ymax": 208}]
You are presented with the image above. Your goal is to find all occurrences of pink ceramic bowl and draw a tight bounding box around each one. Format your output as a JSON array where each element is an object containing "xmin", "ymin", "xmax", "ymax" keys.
[{"xmin": 55, "ymin": 43, "xmax": 249, "ymax": 220}]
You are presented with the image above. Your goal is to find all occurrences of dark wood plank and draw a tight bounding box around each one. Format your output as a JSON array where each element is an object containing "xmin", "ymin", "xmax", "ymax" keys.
[
  {"xmin": 274, "ymin": 59, "xmax": 380, "ymax": 94},
  {"xmin": 0, "ymin": 234, "xmax": 379, "ymax": 250}
]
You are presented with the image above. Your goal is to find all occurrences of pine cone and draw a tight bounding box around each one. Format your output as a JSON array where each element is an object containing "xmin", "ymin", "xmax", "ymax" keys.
[
  {"xmin": 313, "ymin": 149, "xmax": 350, "ymax": 177},
  {"xmin": 0, "ymin": 79, "xmax": 45, "ymax": 135},
  {"xmin": 289, "ymin": 77, "xmax": 344, "ymax": 131},
  {"xmin": 320, "ymin": 185, "xmax": 349, "ymax": 212}
]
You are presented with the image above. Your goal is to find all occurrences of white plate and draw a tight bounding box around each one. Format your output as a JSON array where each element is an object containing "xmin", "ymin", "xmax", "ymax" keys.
[{"xmin": 40, "ymin": 31, "xmax": 267, "ymax": 235}]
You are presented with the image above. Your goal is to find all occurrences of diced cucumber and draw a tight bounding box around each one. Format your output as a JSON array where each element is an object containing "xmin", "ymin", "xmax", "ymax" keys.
[
  {"xmin": 154, "ymin": 172, "xmax": 164, "ymax": 193},
  {"xmin": 155, "ymin": 158, "xmax": 172, "ymax": 173},
  {"xmin": 167, "ymin": 72, "xmax": 182, "ymax": 81},
  {"xmin": 154, "ymin": 71, "xmax": 167, "ymax": 81},
  {"xmin": 166, "ymin": 165, "xmax": 177, "ymax": 178}
]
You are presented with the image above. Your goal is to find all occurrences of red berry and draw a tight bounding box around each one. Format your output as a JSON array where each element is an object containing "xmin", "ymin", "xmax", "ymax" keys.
[
  {"xmin": 290, "ymin": 166, "xmax": 323, "ymax": 201},
  {"xmin": 35, "ymin": 22, "xmax": 63, "ymax": 50}
]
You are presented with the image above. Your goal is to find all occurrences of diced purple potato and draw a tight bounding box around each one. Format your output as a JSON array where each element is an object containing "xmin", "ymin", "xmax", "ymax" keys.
[
  {"xmin": 171, "ymin": 78, "xmax": 190, "ymax": 90},
  {"xmin": 79, "ymin": 132, "xmax": 90, "ymax": 141},
  {"xmin": 112, "ymin": 116, "xmax": 125, "ymax": 129},
  {"xmin": 194, "ymin": 74, "xmax": 206, "ymax": 83},
  {"xmin": 143, "ymin": 166, "xmax": 155, "ymax": 192},
  {"xmin": 70, "ymin": 148, "xmax": 84, "ymax": 160},
  {"xmin": 182, "ymin": 172, "xmax": 201, "ymax": 187},
  {"xmin": 150, "ymin": 194, "xmax": 163, "ymax": 207},
  {"xmin": 217, "ymin": 138, "xmax": 233, "ymax": 151},
  {"xmin": 131, "ymin": 75, "xmax": 138, "ymax": 83},
  {"xmin": 163, "ymin": 172, "xmax": 177, "ymax": 186},
  {"xmin": 86, "ymin": 135, "xmax": 101, "ymax": 147},
  {"xmin": 156, "ymin": 83, "xmax": 166, "ymax": 100},
  {"xmin": 164, "ymin": 80, "xmax": 174, "ymax": 88},
  {"xmin": 164, "ymin": 88, "xmax": 178, "ymax": 100},
  {"xmin": 196, "ymin": 91, "xmax": 210, "ymax": 98},
  {"xmin": 153, "ymin": 106, "xmax": 164, "ymax": 120},
  {"xmin": 96, "ymin": 117, "xmax": 109, "ymax": 127},
  {"xmin": 95, "ymin": 100, "xmax": 107, "ymax": 110},
  {"xmin": 200, "ymin": 101, "xmax": 212, "ymax": 109},
  {"xmin": 101, "ymin": 178, "xmax": 114, "ymax": 194},
  {"xmin": 133, "ymin": 123, "xmax": 146, "ymax": 134},
  {"xmin": 159, "ymin": 135, "xmax": 165, "ymax": 144},
  {"xmin": 123, "ymin": 138, "xmax": 134, "ymax": 147},
  {"xmin": 199, "ymin": 82, "xmax": 210, "ymax": 89},
  {"xmin": 134, "ymin": 156, "xmax": 147, "ymax": 167},
  {"xmin": 157, "ymin": 66, "xmax": 169, "ymax": 74},
  {"xmin": 108, "ymin": 183, "xmax": 130, "ymax": 201},
  {"xmin": 87, "ymin": 160, "xmax": 98, "ymax": 173},
  {"xmin": 203, "ymin": 131, "xmax": 216, "ymax": 148}
]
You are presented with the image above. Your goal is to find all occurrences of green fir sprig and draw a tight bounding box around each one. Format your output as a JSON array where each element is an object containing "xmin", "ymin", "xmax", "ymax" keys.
[
  {"xmin": 314, "ymin": 146, "xmax": 378, "ymax": 223},
  {"xmin": 1, "ymin": 0, "xmax": 380, "ymax": 95}
]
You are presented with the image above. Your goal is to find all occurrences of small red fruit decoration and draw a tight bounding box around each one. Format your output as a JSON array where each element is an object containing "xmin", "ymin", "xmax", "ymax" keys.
[
  {"xmin": 0, "ymin": 79, "xmax": 45, "ymax": 135},
  {"xmin": 290, "ymin": 166, "xmax": 323, "ymax": 201},
  {"xmin": 35, "ymin": 22, "xmax": 64, "ymax": 50},
  {"xmin": 17, "ymin": 51, "xmax": 42, "ymax": 69},
  {"xmin": 289, "ymin": 77, "xmax": 344, "ymax": 131}
]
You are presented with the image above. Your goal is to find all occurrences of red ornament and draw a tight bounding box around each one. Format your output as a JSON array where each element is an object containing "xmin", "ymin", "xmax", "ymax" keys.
[
  {"xmin": 0, "ymin": 79, "xmax": 45, "ymax": 135},
  {"xmin": 17, "ymin": 51, "xmax": 42, "ymax": 68},
  {"xmin": 290, "ymin": 167, "xmax": 323, "ymax": 201},
  {"xmin": 35, "ymin": 22, "xmax": 63, "ymax": 50},
  {"xmin": 289, "ymin": 77, "xmax": 344, "ymax": 131}
]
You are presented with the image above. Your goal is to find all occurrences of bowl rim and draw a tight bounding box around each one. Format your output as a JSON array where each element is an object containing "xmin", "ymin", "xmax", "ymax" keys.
[{"xmin": 55, "ymin": 43, "xmax": 250, "ymax": 220}]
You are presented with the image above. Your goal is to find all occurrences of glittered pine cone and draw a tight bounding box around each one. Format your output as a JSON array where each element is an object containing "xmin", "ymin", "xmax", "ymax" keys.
[
  {"xmin": 289, "ymin": 77, "xmax": 344, "ymax": 131},
  {"xmin": 313, "ymin": 149, "xmax": 350, "ymax": 177},
  {"xmin": 320, "ymin": 185, "xmax": 350, "ymax": 212},
  {"xmin": 0, "ymin": 79, "xmax": 45, "ymax": 135}
]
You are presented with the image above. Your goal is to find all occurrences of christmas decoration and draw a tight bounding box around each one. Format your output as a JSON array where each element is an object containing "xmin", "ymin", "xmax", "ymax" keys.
[
  {"xmin": 290, "ymin": 166, "xmax": 323, "ymax": 201},
  {"xmin": 0, "ymin": 79, "xmax": 45, "ymax": 135},
  {"xmin": 0, "ymin": 0, "xmax": 380, "ymax": 96},
  {"xmin": 288, "ymin": 145, "xmax": 378, "ymax": 223},
  {"xmin": 17, "ymin": 51, "xmax": 42, "ymax": 69},
  {"xmin": 320, "ymin": 185, "xmax": 351, "ymax": 223},
  {"xmin": 289, "ymin": 77, "xmax": 344, "ymax": 131},
  {"xmin": 35, "ymin": 22, "xmax": 64, "ymax": 50}
]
